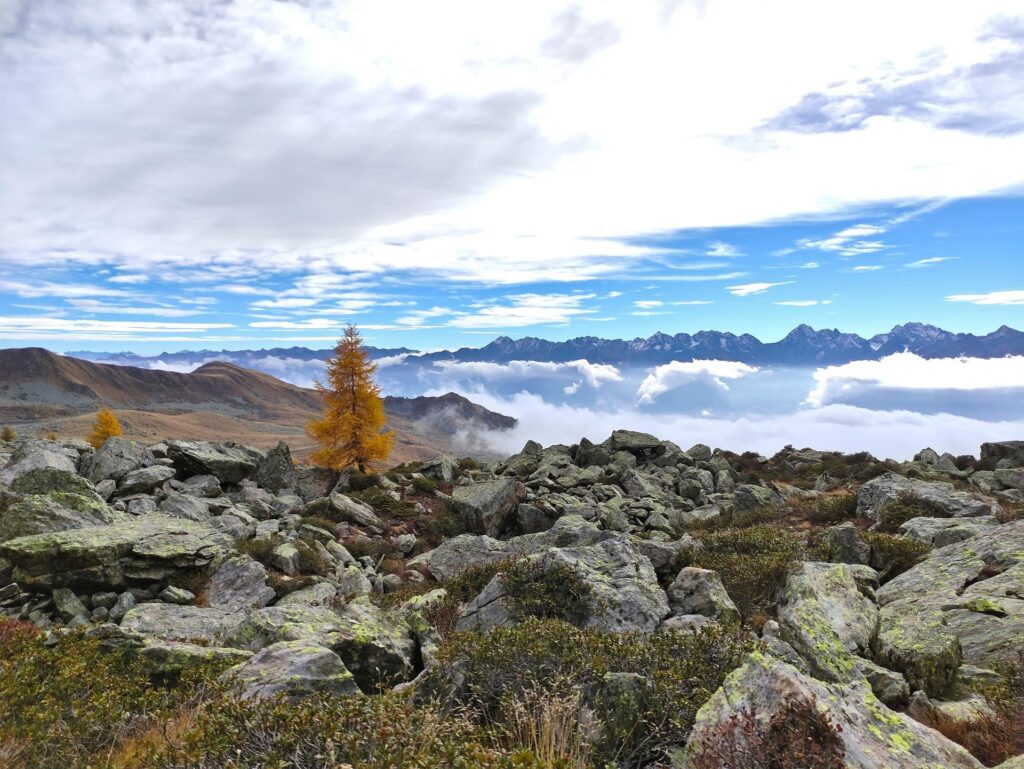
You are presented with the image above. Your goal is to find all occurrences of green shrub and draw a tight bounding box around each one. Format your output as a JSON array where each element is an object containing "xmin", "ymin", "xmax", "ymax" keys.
[
  {"xmin": 806, "ymin": 492, "xmax": 859, "ymax": 524},
  {"xmin": 862, "ymin": 531, "xmax": 930, "ymax": 581},
  {"xmin": 412, "ymin": 475, "xmax": 440, "ymax": 494},
  {"xmin": 343, "ymin": 469, "xmax": 382, "ymax": 491},
  {"xmin": 877, "ymin": 491, "xmax": 948, "ymax": 533},
  {"xmin": 429, "ymin": 618, "xmax": 755, "ymax": 766},
  {"xmin": 159, "ymin": 690, "xmax": 548, "ymax": 769},
  {"xmin": 458, "ymin": 457, "xmax": 480, "ymax": 472},
  {"xmin": 294, "ymin": 538, "xmax": 333, "ymax": 576},
  {"xmin": 442, "ymin": 559, "xmax": 514, "ymax": 604},
  {"xmin": 501, "ymin": 559, "xmax": 594, "ymax": 623},
  {"xmin": 347, "ymin": 486, "xmax": 416, "ymax": 518},
  {"xmin": 692, "ymin": 525, "xmax": 804, "ymax": 619},
  {"xmin": 343, "ymin": 535, "xmax": 401, "ymax": 562},
  {"xmin": 235, "ymin": 535, "xmax": 282, "ymax": 566},
  {"xmin": 0, "ymin": 619, "xmax": 224, "ymax": 769},
  {"xmin": 427, "ymin": 501, "xmax": 469, "ymax": 542},
  {"xmin": 730, "ymin": 505, "xmax": 784, "ymax": 529}
]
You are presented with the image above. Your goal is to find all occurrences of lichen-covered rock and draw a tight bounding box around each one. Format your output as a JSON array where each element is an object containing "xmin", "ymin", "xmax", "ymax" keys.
[
  {"xmin": 875, "ymin": 520, "xmax": 1024, "ymax": 692},
  {"xmin": 899, "ymin": 516, "xmax": 999, "ymax": 548},
  {"xmin": 85, "ymin": 438, "xmax": 151, "ymax": 484},
  {"xmin": 204, "ymin": 554, "xmax": 274, "ymax": 612},
  {"xmin": 252, "ymin": 441, "xmax": 298, "ymax": 493},
  {"xmin": 159, "ymin": 493, "xmax": 211, "ymax": 522},
  {"xmin": 778, "ymin": 562, "xmax": 878, "ymax": 683},
  {"xmin": 226, "ymin": 639, "xmax": 360, "ymax": 701},
  {"xmin": 820, "ymin": 521, "xmax": 872, "ymax": 564},
  {"xmin": 326, "ymin": 493, "xmax": 384, "ymax": 531},
  {"xmin": 1, "ymin": 448, "xmax": 78, "ymax": 487},
  {"xmin": 855, "ymin": 657, "xmax": 911, "ymax": 707},
  {"xmin": 666, "ymin": 567, "xmax": 740, "ymax": 628},
  {"xmin": 225, "ymin": 604, "xmax": 345, "ymax": 651},
  {"xmin": 419, "ymin": 455, "xmax": 458, "ymax": 483},
  {"xmin": 116, "ymin": 465, "xmax": 175, "ymax": 496},
  {"xmin": 121, "ymin": 603, "xmax": 243, "ymax": 644},
  {"xmin": 140, "ymin": 639, "xmax": 252, "ymax": 677},
  {"xmin": 452, "ymin": 477, "xmax": 525, "ymax": 537},
  {"xmin": 858, "ymin": 473, "xmax": 998, "ymax": 520},
  {"xmin": 732, "ymin": 484, "xmax": 780, "ymax": 513},
  {"xmin": 0, "ymin": 514, "xmax": 231, "ymax": 589},
  {"xmin": 676, "ymin": 653, "xmax": 984, "ymax": 769},
  {"xmin": 328, "ymin": 598, "xmax": 418, "ymax": 692},
  {"xmin": 456, "ymin": 536, "xmax": 668, "ymax": 634},
  {"xmin": 0, "ymin": 489, "xmax": 127, "ymax": 542},
  {"xmin": 167, "ymin": 440, "xmax": 262, "ymax": 484}
]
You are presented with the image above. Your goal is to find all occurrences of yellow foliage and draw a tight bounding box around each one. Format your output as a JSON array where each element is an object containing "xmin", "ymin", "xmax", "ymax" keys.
[
  {"xmin": 307, "ymin": 324, "xmax": 393, "ymax": 470},
  {"xmin": 87, "ymin": 407, "xmax": 123, "ymax": 449}
]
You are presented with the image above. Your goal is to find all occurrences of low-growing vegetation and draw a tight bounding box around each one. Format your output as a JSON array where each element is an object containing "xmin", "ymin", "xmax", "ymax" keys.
[
  {"xmin": 876, "ymin": 491, "xmax": 949, "ymax": 533},
  {"xmin": 690, "ymin": 524, "xmax": 805, "ymax": 621}
]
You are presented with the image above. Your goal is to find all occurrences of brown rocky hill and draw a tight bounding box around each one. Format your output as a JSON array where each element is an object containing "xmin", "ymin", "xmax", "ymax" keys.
[{"xmin": 0, "ymin": 348, "xmax": 515, "ymax": 463}]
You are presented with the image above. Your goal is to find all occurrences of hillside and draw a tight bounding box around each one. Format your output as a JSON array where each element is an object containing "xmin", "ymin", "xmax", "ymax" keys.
[{"xmin": 0, "ymin": 348, "xmax": 515, "ymax": 463}]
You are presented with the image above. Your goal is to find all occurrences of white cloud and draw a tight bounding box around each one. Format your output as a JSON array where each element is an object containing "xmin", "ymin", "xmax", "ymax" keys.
[
  {"xmin": 434, "ymin": 359, "xmax": 623, "ymax": 389},
  {"xmin": 706, "ymin": 241, "xmax": 742, "ymax": 258},
  {"xmin": 945, "ymin": 289, "xmax": 1024, "ymax": 305},
  {"xmin": 853, "ymin": 265, "xmax": 884, "ymax": 272},
  {"xmin": 800, "ymin": 261, "xmax": 820, "ymax": 269},
  {"xmin": 727, "ymin": 281, "xmax": 793, "ymax": 296},
  {"xmin": 775, "ymin": 299, "xmax": 832, "ymax": 306},
  {"xmin": 637, "ymin": 360, "xmax": 759, "ymax": 403},
  {"xmin": 3, "ymin": 1, "xmax": 1023, "ymax": 288},
  {"xmin": 107, "ymin": 274, "xmax": 150, "ymax": 284},
  {"xmin": 906, "ymin": 256, "xmax": 958, "ymax": 268},
  {"xmin": 447, "ymin": 293, "xmax": 598, "ymax": 328},
  {"xmin": 672, "ymin": 300, "xmax": 714, "ymax": 305},
  {"xmin": 806, "ymin": 352, "xmax": 1024, "ymax": 407},
  {"xmin": 633, "ymin": 300, "xmax": 663, "ymax": 308},
  {"xmin": 447, "ymin": 388, "xmax": 1024, "ymax": 461},
  {"xmin": 0, "ymin": 316, "xmax": 234, "ymax": 341}
]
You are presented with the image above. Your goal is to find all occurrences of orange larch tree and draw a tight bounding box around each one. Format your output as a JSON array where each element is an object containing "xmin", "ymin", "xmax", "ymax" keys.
[
  {"xmin": 87, "ymin": 407, "xmax": 123, "ymax": 449},
  {"xmin": 307, "ymin": 324, "xmax": 393, "ymax": 471}
]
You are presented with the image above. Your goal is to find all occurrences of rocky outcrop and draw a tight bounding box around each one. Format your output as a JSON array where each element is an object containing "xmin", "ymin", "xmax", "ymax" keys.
[
  {"xmin": 874, "ymin": 520, "xmax": 1024, "ymax": 696},
  {"xmin": 665, "ymin": 567, "xmax": 739, "ymax": 628},
  {"xmin": 0, "ymin": 514, "xmax": 231, "ymax": 589},
  {"xmin": 857, "ymin": 473, "xmax": 998, "ymax": 520},
  {"xmin": 452, "ymin": 477, "xmax": 525, "ymax": 537},
  {"xmin": 167, "ymin": 440, "xmax": 262, "ymax": 484},
  {"xmin": 226, "ymin": 639, "xmax": 360, "ymax": 701},
  {"xmin": 456, "ymin": 536, "xmax": 668, "ymax": 634},
  {"xmin": 677, "ymin": 653, "xmax": 984, "ymax": 768}
]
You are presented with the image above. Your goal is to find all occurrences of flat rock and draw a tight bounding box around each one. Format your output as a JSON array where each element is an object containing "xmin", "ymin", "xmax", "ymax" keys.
[
  {"xmin": 116, "ymin": 465, "xmax": 175, "ymax": 496},
  {"xmin": 121, "ymin": 603, "xmax": 243, "ymax": 645},
  {"xmin": 167, "ymin": 440, "xmax": 261, "ymax": 484},
  {"xmin": 858, "ymin": 472, "xmax": 998, "ymax": 520},
  {"xmin": 0, "ymin": 490, "xmax": 127, "ymax": 542},
  {"xmin": 226, "ymin": 639, "xmax": 359, "ymax": 701},
  {"xmin": 0, "ymin": 514, "xmax": 231, "ymax": 589},
  {"xmin": 899, "ymin": 516, "xmax": 999, "ymax": 548},
  {"xmin": 204, "ymin": 554, "xmax": 274, "ymax": 613}
]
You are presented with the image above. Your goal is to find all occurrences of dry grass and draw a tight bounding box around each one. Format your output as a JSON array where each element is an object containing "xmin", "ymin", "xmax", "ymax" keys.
[{"xmin": 489, "ymin": 687, "xmax": 592, "ymax": 769}]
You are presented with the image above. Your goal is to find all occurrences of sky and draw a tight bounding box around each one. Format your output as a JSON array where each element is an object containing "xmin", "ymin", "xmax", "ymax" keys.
[{"xmin": 1, "ymin": 0, "xmax": 1023, "ymax": 354}]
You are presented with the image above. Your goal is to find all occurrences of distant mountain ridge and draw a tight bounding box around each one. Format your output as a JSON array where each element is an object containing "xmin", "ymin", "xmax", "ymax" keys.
[{"xmin": 69, "ymin": 323, "xmax": 1024, "ymax": 368}]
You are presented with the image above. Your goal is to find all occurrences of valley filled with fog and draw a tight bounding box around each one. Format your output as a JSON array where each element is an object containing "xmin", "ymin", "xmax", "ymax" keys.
[{"xmin": 111, "ymin": 351, "xmax": 1024, "ymax": 461}]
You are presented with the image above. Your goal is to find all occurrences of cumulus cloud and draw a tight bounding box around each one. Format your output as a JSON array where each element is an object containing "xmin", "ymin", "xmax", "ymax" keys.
[
  {"xmin": 451, "ymin": 388, "xmax": 1024, "ymax": 461},
  {"xmin": 433, "ymin": 359, "xmax": 623, "ymax": 389},
  {"xmin": 806, "ymin": 352, "xmax": 1024, "ymax": 407},
  {"xmin": 637, "ymin": 360, "xmax": 759, "ymax": 403}
]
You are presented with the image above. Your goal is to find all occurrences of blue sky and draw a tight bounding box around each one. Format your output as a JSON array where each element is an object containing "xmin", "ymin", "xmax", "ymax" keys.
[{"xmin": 1, "ymin": 1, "xmax": 1023, "ymax": 354}]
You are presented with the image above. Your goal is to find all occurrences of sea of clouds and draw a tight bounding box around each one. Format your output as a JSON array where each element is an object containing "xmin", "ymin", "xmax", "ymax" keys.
[{"xmin": 136, "ymin": 351, "xmax": 1024, "ymax": 461}]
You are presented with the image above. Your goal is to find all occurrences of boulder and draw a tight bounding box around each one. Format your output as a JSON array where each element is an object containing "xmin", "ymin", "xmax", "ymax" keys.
[
  {"xmin": 85, "ymin": 438, "xmax": 150, "ymax": 484},
  {"xmin": 819, "ymin": 522, "xmax": 871, "ymax": 565},
  {"xmin": 610, "ymin": 430, "xmax": 666, "ymax": 459},
  {"xmin": 857, "ymin": 473, "xmax": 997, "ymax": 520},
  {"xmin": 733, "ymin": 484, "xmax": 780, "ymax": 513},
  {"xmin": 252, "ymin": 441, "xmax": 298, "ymax": 493},
  {"xmin": 326, "ymin": 493, "xmax": 384, "ymax": 531},
  {"xmin": 0, "ymin": 514, "xmax": 231, "ymax": 589},
  {"xmin": 666, "ymin": 567, "xmax": 740, "ymax": 628},
  {"xmin": 121, "ymin": 603, "xmax": 243, "ymax": 645},
  {"xmin": 140, "ymin": 639, "xmax": 252, "ymax": 677},
  {"xmin": 456, "ymin": 537, "xmax": 669, "ymax": 634},
  {"xmin": 116, "ymin": 465, "xmax": 175, "ymax": 496},
  {"xmin": 167, "ymin": 440, "xmax": 261, "ymax": 484},
  {"xmin": 0, "ymin": 490, "xmax": 127, "ymax": 542},
  {"xmin": 981, "ymin": 441, "xmax": 1024, "ymax": 467},
  {"xmin": 676, "ymin": 653, "xmax": 984, "ymax": 768},
  {"xmin": 0, "ymin": 449, "xmax": 78, "ymax": 487},
  {"xmin": 777, "ymin": 562, "xmax": 878, "ymax": 683},
  {"xmin": 226, "ymin": 639, "xmax": 360, "ymax": 702},
  {"xmin": 419, "ymin": 455, "xmax": 458, "ymax": 484},
  {"xmin": 204, "ymin": 554, "xmax": 275, "ymax": 612},
  {"xmin": 53, "ymin": 587, "xmax": 89, "ymax": 622},
  {"xmin": 875, "ymin": 520, "xmax": 1024, "ymax": 695},
  {"xmin": 159, "ymin": 493, "xmax": 211, "ymax": 522},
  {"xmin": 452, "ymin": 477, "xmax": 525, "ymax": 537},
  {"xmin": 179, "ymin": 474, "xmax": 223, "ymax": 498},
  {"xmin": 226, "ymin": 605, "xmax": 344, "ymax": 651},
  {"xmin": 899, "ymin": 516, "xmax": 999, "ymax": 548},
  {"xmin": 329, "ymin": 598, "xmax": 418, "ymax": 692}
]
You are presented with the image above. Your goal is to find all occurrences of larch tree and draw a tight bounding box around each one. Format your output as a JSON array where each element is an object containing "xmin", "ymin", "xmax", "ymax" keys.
[
  {"xmin": 307, "ymin": 324, "xmax": 393, "ymax": 471},
  {"xmin": 87, "ymin": 407, "xmax": 123, "ymax": 449}
]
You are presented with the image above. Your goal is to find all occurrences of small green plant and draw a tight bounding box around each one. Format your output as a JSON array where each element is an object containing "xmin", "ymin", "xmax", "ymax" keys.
[
  {"xmin": 428, "ymin": 618, "xmax": 755, "ymax": 766},
  {"xmin": 691, "ymin": 524, "xmax": 804, "ymax": 619},
  {"xmin": 805, "ymin": 492, "xmax": 859, "ymax": 524},
  {"xmin": 458, "ymin": 457, "xmax": 480, "ymax": 472},
  {"xmin": 235, "ymin": 535, "xmax": 282, "ymax": 566},
  {"xmin": 877, "ymin": 491, "xmax": 948, "ymax": 533},
  {"xmin": 0, "ymin": 619, "xmax": 225, "ymax": 769},
  {"xmin": 501, "ymin": 559, "xmax": 594, "ymax": 623},
  {"xmin": 861, "ymin": 531, "xmax": 930, "ymax": 580},
  {"xmin": 412, "ymin": 475, "xmax": 439, "ymax": 494},
  {"xmin": 347, "ymin": 486, "xmax": 416, "ymax": 517},
  {"xmin": 730, "ymin": 505, "xmax": 784, "ymax": 529}
]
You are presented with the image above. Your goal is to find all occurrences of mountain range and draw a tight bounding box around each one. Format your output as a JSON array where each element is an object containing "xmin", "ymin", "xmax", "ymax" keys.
[
  {"xmin": 0, "ymin": 348, "xmax": 514, "ymax": 463},
  {"xmin": 69, "ymin": 323, "xmax": 1024, "ymax": 369}
]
